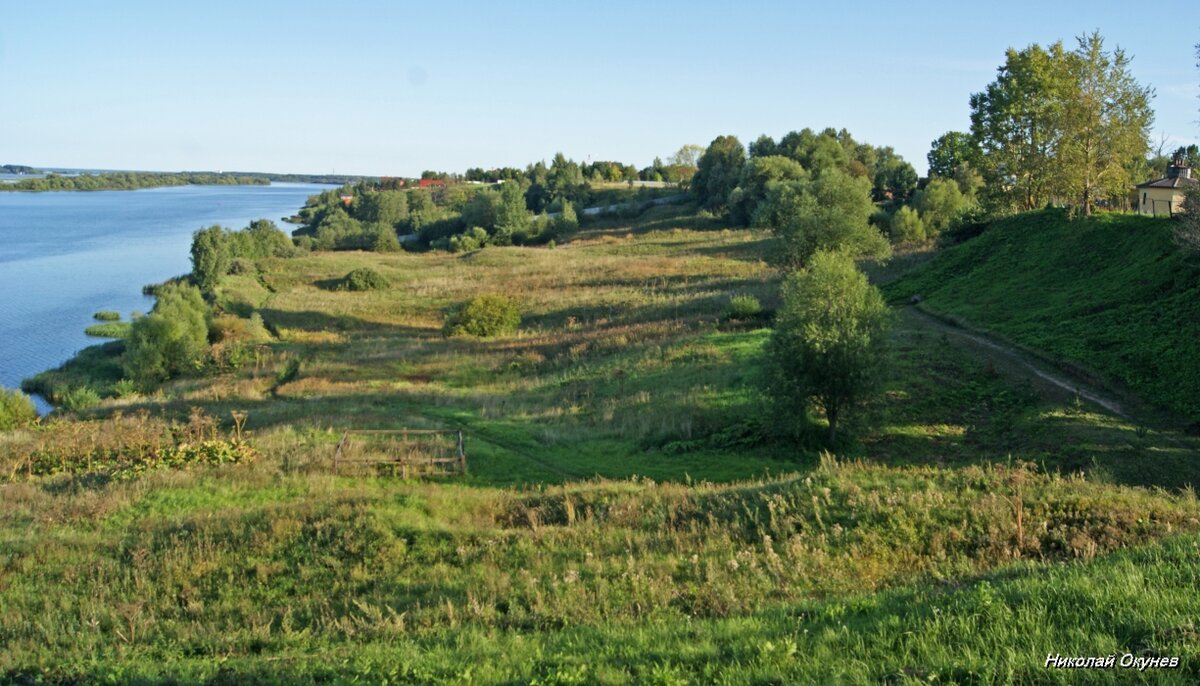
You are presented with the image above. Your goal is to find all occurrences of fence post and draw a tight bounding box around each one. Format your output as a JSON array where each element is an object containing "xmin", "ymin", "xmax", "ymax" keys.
[{"xmin": 458, "ymin": 429, "xmax": 467, "ymax": 475}]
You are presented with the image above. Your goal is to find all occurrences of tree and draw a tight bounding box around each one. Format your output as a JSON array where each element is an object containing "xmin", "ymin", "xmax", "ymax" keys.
[
  {"xmin": 913, "ymin": 177, "xmax": 969, "ymax": 236},
  {"xmin": 727, "ymin": 155, "xmax": 808, "ymax": 226},
  {"xmin": 765, "ymin": 250, "xmax": 889, "ymax": 444},
  {"xmin": 1057, "ymin": 32, "xmax": 1154, "ymax": 216},
  {"xmin": 889, "ymin": 206, "xmax": 926, "ymax": 243},
  {"xmin": 124, "ymin": 283, "xmax": 210, "ymax": 387},
  {"xmin": 190, "ymin": 225, "xmax": 230, "ymax": 294},
  {"xmin": 669, "ymin": 144, "xmax": 705, "ymax": 168},
  {"xmin": 0, "ymin": 387, "xmax": 37, "ymax": 430},
  {"xmin": 495, "ymin": 180, "xmax": 531, "ymax": 233},
  {"xmin": 756, "ymin": 169, "xmax": 890, "ymax": 268},
  {"xmin": 927, "ymin": 132, "xmax": 977, "ymax": 178},
  {"xmin": 970, "ymin": 42, "xmax": 1071, "ymax": 212},
  {"xmin": 691, "ymin": 135, "xmax": 746, "ymax": 211},
  {"xmin": 872, "ymin": 152, "xmax": 918, "ymax": 202},
  {"xmin": 357, "ymin": 190, "xmax": 409, "ymax": 226}
]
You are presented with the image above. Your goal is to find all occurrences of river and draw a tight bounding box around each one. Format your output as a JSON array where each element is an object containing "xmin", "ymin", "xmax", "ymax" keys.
[{"xmin": 0, "ymin": 183, "xmax": 331, "ymax": 412}]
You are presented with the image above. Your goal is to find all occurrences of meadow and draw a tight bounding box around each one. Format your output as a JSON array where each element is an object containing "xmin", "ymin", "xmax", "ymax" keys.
[{"xmin": 4, "ymin": 203, "xmax": 1200, "ymax": 683}]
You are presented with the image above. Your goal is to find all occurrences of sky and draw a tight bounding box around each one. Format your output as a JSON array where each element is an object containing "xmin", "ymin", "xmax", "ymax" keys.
[{"xmin": 1, "ymin": 1, "xmax": 1196, "ymax": 177}]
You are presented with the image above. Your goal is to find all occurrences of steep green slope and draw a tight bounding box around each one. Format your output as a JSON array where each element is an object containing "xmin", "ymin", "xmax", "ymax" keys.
[{"xmin": 886, "ymin": 209, "xmax": 1200, "ymax": 421}]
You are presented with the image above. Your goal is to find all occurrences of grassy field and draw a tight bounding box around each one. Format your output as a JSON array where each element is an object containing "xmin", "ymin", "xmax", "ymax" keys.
[
  {"xmin": 4, "ymin": 203, "xmax": 1200, "ymax": 682},
  {"xmin": 885, "ymin": 209, "xmax": 1200, "ymax": 423}
]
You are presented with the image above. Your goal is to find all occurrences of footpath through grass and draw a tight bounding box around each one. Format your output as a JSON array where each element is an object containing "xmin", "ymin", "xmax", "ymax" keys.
[{"xmin": 886, "ymin": 209, "xmax": 1200, "ymax": 423}]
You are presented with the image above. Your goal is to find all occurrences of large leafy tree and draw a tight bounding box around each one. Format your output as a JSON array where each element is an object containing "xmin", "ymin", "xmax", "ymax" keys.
[
  {"xmin": 190, "ymin": 225, "xmax": 230, "ymax": 294},
  {"xmin": 756, "ymin": 170, "xmax": 890, "ymax": 268},
  {"xmin": 926, "ymin": 131, "xmax": 977, "ymax": 179},
  {"xmin": 691, "ymin": 135, "xmax": 746, "ymax": 211},
  {"xmin": 765, "ymin": 250, "xmax": 890, "ymax": 444},
  {"xmin": 970, "ymin": 42, "xmax": 1071, "ymax": 212},
  {"xmin": 1057, "ymin": 32, "xmax": 1154, "ymax": 216},
  {"xmin": 727, "ymin": 155, "xmax": 808, "ymax": 226},
  {"xmin": 124, "ymin": 283, "xmax": 210, "ymax": 387}
]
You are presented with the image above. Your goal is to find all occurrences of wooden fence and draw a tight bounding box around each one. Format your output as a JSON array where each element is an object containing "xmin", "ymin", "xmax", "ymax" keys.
[{"xmin": 332, "ymin": 429, "xmax": 466, "ymax": 477}]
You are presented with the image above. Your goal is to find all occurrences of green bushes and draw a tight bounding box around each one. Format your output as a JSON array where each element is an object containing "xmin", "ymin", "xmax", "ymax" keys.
[
  {"xmin": 92, "ymin": 310, "xmax": 120, "ymax": 321},
  {"xmin": 727, "ymin": 294, "xmax": 762, "ymax": 320},
  {"xmin": 59, "ymin": 387, "xmax": 101, "ymax": 412},
  {"xmin": 0, "ymin": 387, "xmax": 37, "ymax": 430},
  {"xmin": 191, "ymin": 220, "xmax": 297, "ymax": 292},
  {"xmin": 123, "ymin": 283, "xmax": 210, "ymax": 388},
  {"xmin": 444, "ymin": 294, "xmax": 521, "ymax": 337},
  {"xmin": 338, "ymin": 268, "xmax": 390, "ymax": 292}
]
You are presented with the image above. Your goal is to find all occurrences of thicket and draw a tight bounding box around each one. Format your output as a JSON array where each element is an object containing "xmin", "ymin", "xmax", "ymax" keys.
[
  {"xmin": 123, "ymin": 283, "xmax": 210, "ymax": 388},
  {"xmin": 0, "ymin": 387, "xmax": 37, "ymax": 430},
  {"xmin": 338, "ymin": 267, "xmax": 390, "ymax": 292},
  {"xmin": 444, "ymin": 294, "xmax": 521, "ymax": 337}
]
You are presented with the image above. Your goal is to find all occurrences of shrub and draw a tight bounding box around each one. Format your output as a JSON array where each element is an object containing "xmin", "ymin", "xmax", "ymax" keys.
[
  {"xmin": 449, "ymin": 226, "xmax": 489, "ymax": 253},
  {"xmin": 228, "ymin": 257, "xmax": 255, "ymax": 275},
  {"xmin": 112, "ymin": 379, "xmax": 139, "ymax": 398},
  {"xmin": 339, "ymin": 267, "xmax": 390, "ymax": 292},
  {"xmin": 727, "ymin": 294, "xmax": 762, "ymax": 320},
  {"xmin": 93, "ymin": 310, "xmax": 120, "ymax": 321},
  {"xmin": 0, "ymin": 387, "xmax": 37, "ymax": 430},
  {"xmin": 60, "ymin": 386, "xmax": 101, "ymax": 412},
  {"xmin": 444, "ymin": 294, "xmax": 521, "ymax": 338},
  {"xmin": 889, "ymin": 206, "xmax": 926, "ymax": 243},
  {"xmin": 124, "ymin": 283, "xmax": 210, "ymax": 388}
]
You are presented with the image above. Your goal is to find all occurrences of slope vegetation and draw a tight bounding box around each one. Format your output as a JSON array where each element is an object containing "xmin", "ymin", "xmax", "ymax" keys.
[{"xmin": 887, "ymin": 209, "xmax": 1200, "ymax": 422}]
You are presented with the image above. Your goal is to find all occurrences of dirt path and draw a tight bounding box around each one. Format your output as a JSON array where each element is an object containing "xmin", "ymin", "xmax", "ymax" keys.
[{"xmin": 903, "ymin": 307, "xmax": 1129, "ymax": 418}]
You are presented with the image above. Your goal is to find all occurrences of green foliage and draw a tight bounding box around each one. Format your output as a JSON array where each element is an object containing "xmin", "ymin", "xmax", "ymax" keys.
[
  {"xmin": 756, "ymin": 170, "xmax": 890, "ymax": 268},
  {"xmin": 339, "ymin": 267, "xmax": 390, "ymax": 292},
  {"xmin": 0, "ymin": 171, "xmax": 268, "ymax": 192},
  {"xmin": 766, "ymin": 251, "xmax": 889, "ymax": 443},
  {"xmin": 926, "ymin": 131, "xmax": 978, "ymax": 178},
  {"xmin": 692, "ymin": 135, "xmax": 746, "ymax": 211},
  {"xmin": 83, "ymin": 322, "xmax": 131, "ymax": 339},
  {"xmin": 887, "ymin": 209, "xmax": 1200, "ymax": 419},
  {"xmin": 59, "ymin": 386, "xmax": 101, "ymax": 412},
  {"xmin": 123, "ymin": 283, "xmax": 210, "ymax": 388},
  {"xmin": 444, "ymin": 294, "xmax": 521, "ymax": 338},
  {"xmin": 889, "ymin": 205, "xmax": 926, "ymax": 243},
  {"xmin": 0, "ymin": 387, "xmax": 37, "ymax": 430},
  {"xmin": 970, "ymin": 33, "xmax": 1153, "ymax": 215},
  {"xmin": 727, "ymin": 155, "xmax": 807, "ymax": 226},
  {"xmin": 913, "ymin": 176, "xmax": 971, "ymax": 237},
  {"xmin": 228, "ymin": 219, "xmax": 295, "ymax": 259},
  {"xmin": 190, "ymin": 225, "xmax": 231, "ymax": 294},
  {"xmin": 92, "ymin": 310, "xmax": 120, "ymax": 321},
  {"xmin": 727, "ymin": 294, "xmax": 763, "ymax": 320},
  {"xmin": 449, "ymin": 226, "xmax": 490, "ymax": 253}
]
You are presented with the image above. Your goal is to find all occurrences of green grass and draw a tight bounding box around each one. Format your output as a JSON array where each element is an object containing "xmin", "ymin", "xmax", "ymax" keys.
[
  {"xmin": 6, "ymin": 205, "xmax": 1200, "ymax": 681},
  {"xmin": 886, "ymin": 209, "xmax": 1200, "ymax": 422},
  {"xmin": 83, "ymin": 321, "xmax": 131, "ymax": 338}
]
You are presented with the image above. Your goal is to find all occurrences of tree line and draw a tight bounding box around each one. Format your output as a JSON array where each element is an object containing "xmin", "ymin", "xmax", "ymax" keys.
[{"xmin": 0, "ymin": 171, "xmax": 270, "ymax": 192}]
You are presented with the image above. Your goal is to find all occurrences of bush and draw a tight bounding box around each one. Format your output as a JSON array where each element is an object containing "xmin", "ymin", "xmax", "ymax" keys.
[
  {"xmin": 449, "ymin": 226, "xmax": 490, "ymax": 253},
  {"xmin": 727, "ymin": 294, "xmax": 763, "ymax": 320},
  {"xmin": 123, "ymin": 283, "xmax": 210, "ymax": 388},
  {"xmin": 889, "ymin": 206, "xmax": 926, "ymax": 243},
  {"xmin": 444, "ymin": 294, "xmax": 521, "ymax": 338},
  {"xmin": 339, "ymin": 267, "xmax": 390, "ymax": 292},
  {"xmin": 93, "ymin": 310, "xmax": 121, "ymax": 321},
  {"xmin": 0, "ymin": 387, "xmax": 37, "ymax": 430},
  {"xmin": 228, "ymin": 257, "xmax": 255, "ymax": 275},
  {"xmin": 60, "ymin": 386, "xmax": 101, "ymax": 412},
  {"xmin": 112, "ymin": 379, "xmax": 139, "ymax": 398}
]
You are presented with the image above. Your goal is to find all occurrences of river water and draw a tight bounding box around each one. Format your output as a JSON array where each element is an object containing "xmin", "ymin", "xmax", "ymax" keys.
[{"xmin": 0, "ymin": 183, "xmax": 329, "ymax": 412}]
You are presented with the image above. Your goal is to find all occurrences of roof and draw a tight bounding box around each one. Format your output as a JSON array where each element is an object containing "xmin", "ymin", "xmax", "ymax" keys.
[{"xmin": 1136, "ymin": 176, "xmax": 1198, "ymax": 189}]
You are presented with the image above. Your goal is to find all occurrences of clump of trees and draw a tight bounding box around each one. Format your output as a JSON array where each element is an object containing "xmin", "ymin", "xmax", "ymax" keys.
[
  {"xmin": 0, "ymin": 172, "xmax": 269, "ymax": 193},
  {"xmin": 123, "ymin": 283, "xmax": 210, "ymax": 387},
  {"xmin": 190, "ymin": 220, "xmax": 296, "ymax": 294},
  {"xmin": 969, "ymin": 31, "xmax": 1154, "ymax": 215}
]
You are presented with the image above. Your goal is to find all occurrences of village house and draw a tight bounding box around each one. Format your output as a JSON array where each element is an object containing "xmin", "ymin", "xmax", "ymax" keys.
[{"xmin": 1136, "ymin": 156, "xmax": 1197, "ymax": 216}]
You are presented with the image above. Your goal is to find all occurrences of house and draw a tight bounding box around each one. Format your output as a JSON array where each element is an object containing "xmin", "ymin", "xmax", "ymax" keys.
[
  {"xmin": 1136, "ymin": 157, "xmax": 1198, "ymax": 216},
  {"xmin": 418, "ymin": 179, "xmax": 446, "ymax": 189}
]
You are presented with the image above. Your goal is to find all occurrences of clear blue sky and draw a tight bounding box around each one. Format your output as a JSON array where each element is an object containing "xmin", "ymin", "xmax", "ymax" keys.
[{"xmin": 1, "ymin": 1, "xmax": 1196, "ymax": 176}]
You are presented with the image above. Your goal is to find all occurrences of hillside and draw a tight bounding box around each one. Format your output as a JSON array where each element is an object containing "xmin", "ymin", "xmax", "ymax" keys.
[
  {"xmin": 886, "ymin": 209, "xmax": 1200, "ymax": 423},
  {"xmin": 5, "ymin": 204, "xmax": 1200, "ymax": 682}
]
